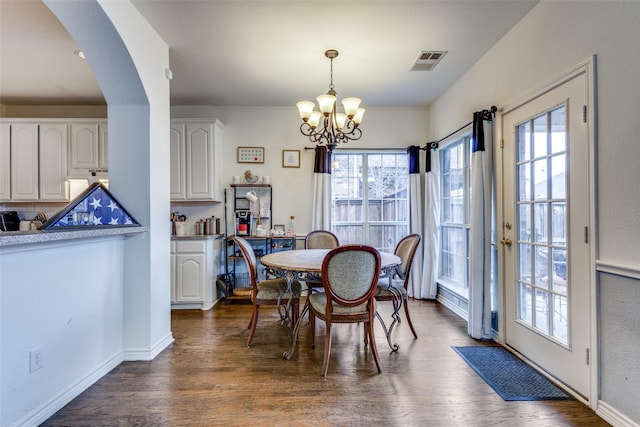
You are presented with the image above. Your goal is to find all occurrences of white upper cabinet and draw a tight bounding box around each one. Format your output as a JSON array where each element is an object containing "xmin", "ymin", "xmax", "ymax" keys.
[
  {"xmin": 170, "ymin": 119, "xmax": 223, "ymax": 202},
  {"xmin": 98, "ymin": 123, "xmax": 108, "ymax": 169},
  {"xmin": 69, "ymin": 121, "xmax": 108, "ymax": 172},
  {"xmin": 39, "ymin": 124, "xmax": 68, "ymax": 201},
  {"xmin": 6, "ymin": 122, "xmax": 68, "ymax": 202},
  {"xmin": 170, "ymin": 125, "xmax": 186, "ymax": 200},
  {"xmin": 0, "ymin": 124, "xmax": 10, "ymax": 201},
  {"xmin": 10, "ymin": 123, "xmax": 39, "ymax": 201}
]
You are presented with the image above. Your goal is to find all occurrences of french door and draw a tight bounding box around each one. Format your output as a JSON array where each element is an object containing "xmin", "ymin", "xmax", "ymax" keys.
[{"xmin": 501, "ymin": 69, "xmax": 591, "ymax": 397}]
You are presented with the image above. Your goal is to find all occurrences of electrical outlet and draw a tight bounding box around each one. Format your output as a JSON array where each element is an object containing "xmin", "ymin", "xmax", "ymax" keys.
[{"xmin": 29, "ymin": 346, "xmax": 43, "ymax": 373}]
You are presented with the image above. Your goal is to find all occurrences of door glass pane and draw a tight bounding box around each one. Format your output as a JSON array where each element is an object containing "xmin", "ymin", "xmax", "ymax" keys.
[
  {"xmin": 550, "ymin": 107, "xmax": 566, "ymax": 154},
  {"xmin": 517, "ymin": 122, "xmax": 531, "ymax": 162},
  {"xmin": 518, "ymin": 243, "xmax": 532, "ymax": 283},
  {"xmin": 534, "ymin": 245, "xmax": 549, "ymax": 286},
  {"xmin": 515, "ymin": 107, "xmax": 569, "ymax": 345},
  {"xmin": 333, "ymin": 225, "xmax": 363, "ymax": 244},
  {"xmin": 535, "ymin": 289, "xmax": 550, "ymax": 334},
  {"xmin": 533, "ymin": 159, "xmax": 548, "ymax": 200},
  {"xmin": 518, "ymin": 204, "xmax": 531, "ymax": 242},
  {"xmin": 552, "ymin": 294, "xmax": 568, "ymax": 341},
  {"xmin": 519, "ymin": 283, "xmax": 533, "ymax": 324},
  {"xmin": 552, "ymin": 248, "xmax": 567, "ymax": 292},
  {"xmin": 551, "ymin": 202, "xmax": 566, "ymax": 245},
  {"xmin": 551, "ymin": 154, "xmax": 566, "ymax": 199},
  {"xmin": 533, "ymin": 202, "xmax": 548, "ymax": 243},
  {"xmin": 533, "ymin": 114, "xmax": 548, "ymax": 158},
  {"xmin": 517, "ymin": 163, "xmax": 531, "ymax": 201}
]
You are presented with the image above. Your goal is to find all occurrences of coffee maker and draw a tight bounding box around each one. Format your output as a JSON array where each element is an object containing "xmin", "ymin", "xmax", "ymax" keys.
[{"xmin": 235, "ymin": 211, "xmax": 251, "ymax": 236}]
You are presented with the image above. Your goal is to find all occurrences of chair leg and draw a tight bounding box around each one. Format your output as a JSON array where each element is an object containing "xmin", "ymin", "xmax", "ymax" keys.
[
  {"xmin": 246, "ymin": 304, "xmax": 260, "ymax": 347},
  {"xmin": 321, "ymin": 322, "xmax": 333, "ymax": 377},
  {"xmin": 367, "ymin": 320, "xmax": 382, "ymax": 373},
  {"xmin": 403, "ymin": 298, "xmax": 418, "ymax": 339},
  {"xmin": 310, "ymin": 310, "xmax": 316, "ymax": 349}
]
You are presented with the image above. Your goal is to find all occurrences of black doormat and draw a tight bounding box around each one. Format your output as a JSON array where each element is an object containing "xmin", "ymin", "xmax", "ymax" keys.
[{"xmin": 452, "ymin": 346, "xmax": 572, "ymax": 401}]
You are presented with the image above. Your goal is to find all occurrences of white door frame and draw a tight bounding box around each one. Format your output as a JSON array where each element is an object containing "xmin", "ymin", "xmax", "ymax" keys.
[{"xmin": 494, "ymin": 56, "xmax": 597, "ymax": 407}]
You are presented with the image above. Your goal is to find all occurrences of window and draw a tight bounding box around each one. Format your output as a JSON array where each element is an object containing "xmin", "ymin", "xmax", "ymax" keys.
[
  {"xmin": 439, "ymin": 136, "xmax": 472, "ymax": 294},
  {"xmin": 331, "ymin": 152, "xmax": 409, "ymax": 253}
]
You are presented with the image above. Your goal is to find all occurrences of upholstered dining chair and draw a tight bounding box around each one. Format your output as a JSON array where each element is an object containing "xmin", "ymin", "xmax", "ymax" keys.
[
  {"xmin": 304, "ymin": 230, "xmax": 340, "ymax": 298},
  {"xmin": 305, "ymin": 230, "xmax": 340, "ymax": 250},
  {"xmin": 233, "ymin": 236, "xmax": 301, "ymax": 347},
  {"xmin": 308, "ymin": 245, "xmax": 382, "ymax": 376},
  {"xmin": 375, "ymin": 234, "xmax": 421, "ymax": 339}
]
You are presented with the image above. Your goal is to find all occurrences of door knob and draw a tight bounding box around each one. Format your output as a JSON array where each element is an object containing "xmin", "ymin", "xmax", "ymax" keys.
[{"xmin": 500, "ymin": 237, "xmax": 513, "ymax": 247}]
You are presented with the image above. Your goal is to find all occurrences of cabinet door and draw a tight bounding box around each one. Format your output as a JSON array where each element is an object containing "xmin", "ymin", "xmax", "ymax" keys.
[
  {"xmin": 98, "ymin": 122, "xmax": 108, "ymax": 169},
  {"xmin": 70, "ymin": 123, "xmax": 99, "ymax": 169},
  {"xmin": 10, "ymin": 123, "xmax": 39, "ymax": 200},
  {"xmin": 39, "ymin": 124, "xmax": 69, "ymax": 201},
  {"xmin": 185, "ymin": 123, "xmax": 215, "ymax": 200},
  {"xmin": 169, "ymin": 124, "xmax": 186, "ymax": 200},
  {"xmin": 0, "ymin": 123, "xmax": 10, "ymax": 201},
  {"xmin": 212, "ymin": 120, "xmax": 224, "ymax": 201},
  {"xmin": 175, "ymin": 253, "xmax": 205, "ymax": 303}
]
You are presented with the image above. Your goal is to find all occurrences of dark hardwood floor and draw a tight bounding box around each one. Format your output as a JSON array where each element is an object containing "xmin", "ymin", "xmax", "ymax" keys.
[{"xmin": 42, "ymin": 299, "xmax": 609, "ymax": 426}]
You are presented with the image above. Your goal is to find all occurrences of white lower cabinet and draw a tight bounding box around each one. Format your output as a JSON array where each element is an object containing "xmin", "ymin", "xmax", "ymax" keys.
[{"xmin": 171, "ymin": 238, "xmax": 221, "ymax": 310}]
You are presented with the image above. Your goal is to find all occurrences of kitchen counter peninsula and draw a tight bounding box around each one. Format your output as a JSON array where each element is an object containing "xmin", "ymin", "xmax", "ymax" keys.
[{"xmin": 0, "ymin": 226, "xmax": 146, "ymax": 247}]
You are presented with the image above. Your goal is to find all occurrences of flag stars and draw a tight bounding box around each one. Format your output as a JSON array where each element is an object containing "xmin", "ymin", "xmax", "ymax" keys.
[
  {"xmin": 108, "ymin": 199, "xmax": 119, "ymax": 212},
  {"xmin": 89, "ymin": 197, "xmax": 102, "ymax": 210},
  {"xmin": 109, "ymin": 217, "xmax": 120, "ymax": 225}
]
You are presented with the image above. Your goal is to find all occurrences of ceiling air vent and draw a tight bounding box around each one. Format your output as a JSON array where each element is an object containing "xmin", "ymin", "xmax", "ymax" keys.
[{"xmin": 410, "ymin": 51, "xmax": 447, "ymax": 71}]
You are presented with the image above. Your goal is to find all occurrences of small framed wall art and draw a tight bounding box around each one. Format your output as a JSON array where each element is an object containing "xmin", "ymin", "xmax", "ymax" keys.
[
  {"xmin": 237, "ymin": 146, "xmax": 265, "ymax": 163},
  {"xmin": 282, "ymin": 149, "xmax": 300, "ymax": 168}
]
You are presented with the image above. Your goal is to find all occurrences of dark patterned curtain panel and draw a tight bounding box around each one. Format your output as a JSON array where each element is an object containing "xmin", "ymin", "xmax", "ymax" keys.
[
  {"xmin": 311, "ymin": 145, "xmax": 332, "ymax": 230},
  {"xmin": 468, "ymin": 109, "xmax": 495, "ymax": 339}
]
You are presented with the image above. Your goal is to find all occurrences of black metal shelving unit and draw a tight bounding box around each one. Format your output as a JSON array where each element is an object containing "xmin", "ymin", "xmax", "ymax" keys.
[{"xmin": 221, "ymin": 185, "xmax": 295, "ymax": 301}]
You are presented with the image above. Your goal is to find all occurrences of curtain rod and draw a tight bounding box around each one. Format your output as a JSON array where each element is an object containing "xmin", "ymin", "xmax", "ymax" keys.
[
  {"xmin": 304, "ymin": 146, "xmax": 406, "ymax": 151},
  {"xmin": 422, "ymin": 105, "xmax": 496, "ymax": 150}
]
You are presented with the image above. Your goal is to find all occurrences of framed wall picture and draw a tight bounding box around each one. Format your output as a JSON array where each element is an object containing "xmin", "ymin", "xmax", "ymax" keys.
[
  {"xmin": 237, "ymin": 146, "xmax": 265, "ymax": 163},
  {"xmin": 282, "ymin": 149, "xmax": 300, "ymax": 168}
]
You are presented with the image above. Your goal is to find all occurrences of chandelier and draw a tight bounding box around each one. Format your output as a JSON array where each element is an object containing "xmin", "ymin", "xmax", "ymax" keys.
[{"xmin": 296, "ymin": 49, "xmax": 365, "ymax": 152}]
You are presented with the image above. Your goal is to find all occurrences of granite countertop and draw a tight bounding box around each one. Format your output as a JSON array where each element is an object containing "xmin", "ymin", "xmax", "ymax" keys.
[{"xmin": 0, "ymin": 226, "xmax": 146, "ymax": 247}]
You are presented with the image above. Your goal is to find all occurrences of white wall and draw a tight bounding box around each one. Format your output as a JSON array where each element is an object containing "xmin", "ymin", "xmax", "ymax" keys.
[
  {"xmin": 1, "ymin": 238, "xmax": 125, "ymax": 427},
  {"xmin": 428, "ymin": 1, "xmax": 640, "ymax": 424},
  {"xmin": 171, "ymin": 105, "xmax": 429, "ymax": 235}
]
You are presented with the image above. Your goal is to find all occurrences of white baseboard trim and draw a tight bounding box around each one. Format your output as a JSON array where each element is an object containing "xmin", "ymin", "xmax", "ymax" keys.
[
  {"xmin": 436, "ymin": 294, "xmax": 468, "ymax": 320},
  {"xmin": 123, "ymin": 332, "xmax": 174, "ymax": 361},
  {"xmin": 597, "ymin": 400, "xmax": 639, "ymax": 427},
  {"xmin": 11, "ymin": 352, "xmax": 124, "ymax": 427}
]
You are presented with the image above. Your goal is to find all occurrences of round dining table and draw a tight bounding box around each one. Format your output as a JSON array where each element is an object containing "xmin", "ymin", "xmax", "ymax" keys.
[{"xmin": 260, "ymin": 248, "xmax": 402, "ymax": 359}]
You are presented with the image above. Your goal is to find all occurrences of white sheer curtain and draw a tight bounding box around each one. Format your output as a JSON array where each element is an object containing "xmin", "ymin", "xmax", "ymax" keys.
[
  {"xmin": 311, "ymin": 146, "xmax": 331, "ymax": 231},
  {"xmin": 468, "ymin": 110, "xmax": 494, "ymax": 339},
  {"xmin": 420, "ymin": 144, "xmax": 440, "ymax": 299},
  {"xmin": 406, "ymin": 146, "xmax": 423, "ymax": 298}
]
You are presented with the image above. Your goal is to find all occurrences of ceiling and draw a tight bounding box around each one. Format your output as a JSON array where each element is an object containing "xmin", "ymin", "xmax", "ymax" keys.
[{"xmin": 0, "ymin": 0, "xmax": 538, "ymax": 108}]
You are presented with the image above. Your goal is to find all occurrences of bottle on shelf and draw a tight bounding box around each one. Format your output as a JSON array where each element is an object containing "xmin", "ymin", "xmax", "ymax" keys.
[{"xmin": 286, "ymin": 216, "xmax": 295, "ymax": 237}]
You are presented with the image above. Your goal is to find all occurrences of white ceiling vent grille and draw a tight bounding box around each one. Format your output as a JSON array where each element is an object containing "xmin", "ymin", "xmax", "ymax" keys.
[{"xmin": 410, "ymin": 51, "xmax": 447, "ymax": 71}]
